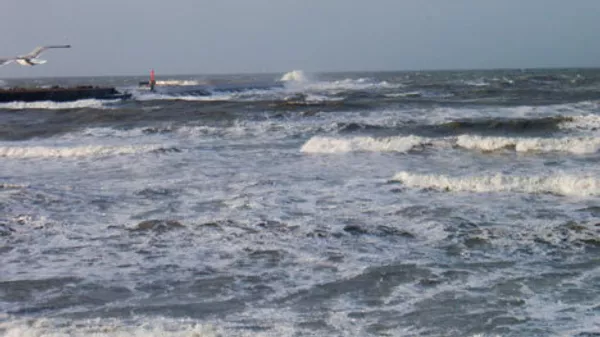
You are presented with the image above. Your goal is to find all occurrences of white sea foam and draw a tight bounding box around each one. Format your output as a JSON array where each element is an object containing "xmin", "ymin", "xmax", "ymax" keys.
[
  {"xmin": 456, "ymin": 134, "xmax": 600, "ymax": 154},
  {"xmin": 0, "ymin": 182, "xmax": 27, "ymax": 189},
  {"xmin": 0, "ymin": 317, "xmax": 222, "ymax": 337},
  {"xmin": 0, "ymin": 144, "xmax": 164, "ymax": 159},
  {"xmin": 300, "ymin": 135, "xmax": 438, "ymax": 153},
  {"xmin": 301, "ymin": 134, "xmax": 600, "ymax": 155},
  {"xmin": 463, "ymin": 79, "xmax": 490, "ymax": 87},
  {"xmin": 280, "ymin": 69, "xmax": 403, "ymax": 92},
  {"xmin": 133, "ymin": 89, "xmax": 280, "ymax": 102},
  {"xmin": 53, "ymin": 119, "xmax": 337, "ymax": 143},
  {"xmin": 392, "ymin": 171, "xmax": 600, "ymax": 196},
  {"xmin": 280, "ymin": 69, "xmax": 311, "ymax": 83},
  {"xmin": 64, "ymin": 127, "xmax": 151, "ymax": 139},
  {"xmin": 0, "ymin": 98, "xmax": 114, "ymax": 110},
  {"xmin": 155, "ymin": 79, "xmax": 202, "ymax": 86}
]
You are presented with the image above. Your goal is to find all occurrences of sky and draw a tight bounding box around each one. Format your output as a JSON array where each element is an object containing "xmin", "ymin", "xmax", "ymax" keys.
[{"xmin": 1, "ymin": 0, "xmax": 599, "ymax": 77}]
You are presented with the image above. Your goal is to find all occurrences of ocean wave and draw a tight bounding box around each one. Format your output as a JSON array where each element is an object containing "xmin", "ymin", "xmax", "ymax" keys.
[
  {"xmin": 558, "ymin": 114, "xmax": 600, "ymax": 132},
  {"xmin": 392, "ymin": 171, "xmax": 600, "ymax": 196},
  {"xmin": 134, "ymin": 92, "xmax": 223, "ymax": 101},
  {"xmin": 280, "ymin": 70, "xmax": 404, "ymax": 92},
  {"xmin": 0, "ymin": 99, "xmax": 116, "ymax": 110},
  {"xmin": 423, "ymin": 101, "xmax": 599, "ymax": 125},
  {"xmin": 52, "ymin": 120, "xmax": 338, "ymax": 142},
  {"xmin": 0, "ymin": 317, "xmax": 222, "ymax": 337},
  {"xmin": 59, "ymin": 127, "xmax": 153, "ymax": 139},
  {"xmin": 0, "ymin": 182, "xmax": 27, "ymax": 189},
  {"xmin": 300, "ymin": 135, "xmax": 437, "ymax": 153},
  {"xmin": 462, "ymin": 79, "xmax": 490, "ymax": 87},
  {"xmin": 456, "ymin": 135, "xmax": 600, "ymax": 154},
  {"xmin": 0, "ymin": 144, "xmax": 167, "ymax": 159},
  {"xmin": 280, "ymin": 69, "xmax": 311, "ymax": 83},
  {"xmin": 384, "ymin": 91, "xmax": 425, "ymax": 98},
  {"xmin": 301, "ymin": 134, "xmax": 600, "ymax": 154},
  {"xmin": 155, "ymin": 79, "xmax": 202, "ymax": 86},
  {"xmin": 133, "ymin": 88, "xmax": 284, "ymax": 102},
  {"xmin": 435, "ymin": 116, "xmax": 571, "ymax": 134}
]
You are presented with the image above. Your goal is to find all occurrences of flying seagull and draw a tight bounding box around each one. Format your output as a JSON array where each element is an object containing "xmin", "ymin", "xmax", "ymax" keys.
[{"xmin": 0, "ymin": 45, "xmax": 71, "ymax": 67}]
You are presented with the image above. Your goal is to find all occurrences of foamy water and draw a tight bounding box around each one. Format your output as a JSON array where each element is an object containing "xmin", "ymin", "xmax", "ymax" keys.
[
  {"xmin": 0, "ymin": 143, "xmax": 167, "ymax": 159},
  {"xmin": 301, "ymin": 135, "xmax": 438, "ymax": 153},
  {"xmin": 0, "ymin": 98, "xmax": 115, "ymax": 110},
  {"xmin": 392, "ymin": 171, "xmax": 600, "ymax": 196},
  {"xmin": 281, "ymin": 70, "xmax": 404, "ymax": 92},
  {"xmin": 2, "ymin": 69, "xmax": 600, "ymax": 337},
  {"xmin": 456, "ymin": 134, "xmax": 600, "ymax": 153},
  {"xmin": 301, "ymin": 134, "xmax": 600, "ymax": 154}
]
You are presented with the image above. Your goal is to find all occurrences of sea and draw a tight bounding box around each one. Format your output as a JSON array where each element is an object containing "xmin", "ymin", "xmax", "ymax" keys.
[{"xmin": 1, "ymin": 69, "xmax": 599, "ymax": 337}]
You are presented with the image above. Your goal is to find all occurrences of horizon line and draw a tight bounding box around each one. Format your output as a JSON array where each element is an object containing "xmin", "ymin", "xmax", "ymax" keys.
[{"xmin": 3, "ymin": 65, "xmax": 600, "ymax": 80}]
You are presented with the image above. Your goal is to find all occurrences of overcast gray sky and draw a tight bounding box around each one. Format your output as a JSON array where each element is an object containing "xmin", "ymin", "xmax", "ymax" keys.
[{"xmin": 1, "ymin": 0, "xmax": 599, "ymax": 77}]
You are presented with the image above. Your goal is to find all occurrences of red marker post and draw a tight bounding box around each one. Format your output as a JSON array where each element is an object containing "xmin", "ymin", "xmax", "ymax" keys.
[{"xmin": 150, "ymin": 69, "xmax": 156, "ymax": 91}]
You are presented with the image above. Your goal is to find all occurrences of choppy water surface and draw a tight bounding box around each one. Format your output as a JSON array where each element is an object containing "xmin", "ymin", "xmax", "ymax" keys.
[{"xmin": 1, "ymin": 69, "xmax": 600, "ymax": 336}]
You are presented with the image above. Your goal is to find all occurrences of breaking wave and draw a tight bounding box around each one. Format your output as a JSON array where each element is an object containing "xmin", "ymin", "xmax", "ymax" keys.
[
  {"xmin": 456, "ymin": 135, "xmax": 600, "ymax": 154},
  {"xmin": 280, "ymin": 70, "xmax": 311, "ymax": 83},
  {"xmin": 301, "ymin": 134, "xmax": 600, "ymax": 154},
  {"xmin": 300, "ymin": 135, "xmax": 438, "ymax": 153},
  {"xmin": 0, "ymin": 144, "xmax": 168, "ymax": 159},
  {"xmin": 0, "ymin": 317, "xmax": 222, "ymax": 337},
  {"xmin": 280, "ymin": 70, "xmax": 403, "ymax": 92},
  {"xmin": 0, "ymin": 99, "xmax": 115, "ymax": 110},
  {"xmin": 0, "ymin": 182, "xmax": 26, "ymax": 189},
  {"xmin": 392, "ymin": 171, "xmax": 600, "ymax": 196},
  {"xmin": 133, "ymin": 89, "xmax": 281, "ymax": 102},
  {"xmin": 155, "ymin": 79, "xmax": 202, "ymax": 86}
]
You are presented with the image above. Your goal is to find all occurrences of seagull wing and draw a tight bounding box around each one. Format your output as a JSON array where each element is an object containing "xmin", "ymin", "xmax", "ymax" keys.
[
  {"xmin": 22, "ymin": 45, "xmax": 71, "ymax": 58},
  {"xmin": 0, "ymin": 58, "xmax": 15, "ymax": 67}
]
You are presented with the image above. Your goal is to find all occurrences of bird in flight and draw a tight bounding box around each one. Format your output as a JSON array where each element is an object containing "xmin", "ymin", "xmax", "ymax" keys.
[{"xmin": 0, "ymin": 45, "xmax": 71, "ymax": 67}]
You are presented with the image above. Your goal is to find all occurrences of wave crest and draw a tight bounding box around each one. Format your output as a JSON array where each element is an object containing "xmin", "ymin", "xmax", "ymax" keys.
[
  {"xmin": 300, "ymin": 136, "xmax": 434, "ymax": 153},
  {"xmin": 456, "ymin": 135, "xmax": 600, "ymax": 154},
  {"xmin": 392, "ymin": 171, "xmax": 600, "ymax": 196},
  {"xmin": 0, "ymin": 99, "xmax": 114, "ymax": 110},
  {"xmin": 301, "ymin": 134, "xmax": 600, "ymax": 155},
  {"xmin": 280, "ymin": 70, "xmax": 311, "ymax": 83},
  {"xmin": 155, "ymin": 79, "xmax": 201, "ymax": 86},
  {"xmin": 280, "ymin": 69, "xmax": 403, "ymax": 92},
  {"xmin": 0, "ymin": 144, "xmax": 166, "ymax": 159}
]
